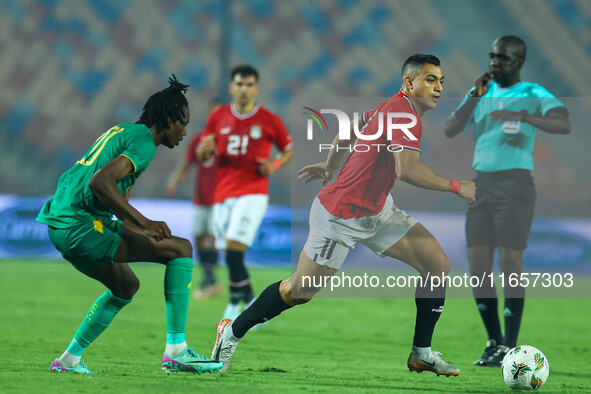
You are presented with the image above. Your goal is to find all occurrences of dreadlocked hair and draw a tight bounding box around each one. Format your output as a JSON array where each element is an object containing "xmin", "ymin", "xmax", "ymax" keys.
[{"xmin": 136, "ymin": 74, "xmax": 190, "ymax": 132}]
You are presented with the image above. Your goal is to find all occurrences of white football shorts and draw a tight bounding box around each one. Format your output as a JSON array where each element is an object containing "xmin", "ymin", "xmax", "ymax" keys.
[
  {"xmin": 213, "ymin": 194, "xmax": 269, "ymax": 250},
  {"xmin": 303, "ymin": 195, "xmax": 417, "ymax": 270},
  {"xmin": 193, "ymin": 204, "xmax": 214, "ymax": 237}
]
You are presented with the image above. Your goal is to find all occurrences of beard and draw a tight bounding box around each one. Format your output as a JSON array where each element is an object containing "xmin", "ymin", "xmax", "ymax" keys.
[{"xmin": 163, "ymin": 134, "xmax": 176, "ymax": 148}]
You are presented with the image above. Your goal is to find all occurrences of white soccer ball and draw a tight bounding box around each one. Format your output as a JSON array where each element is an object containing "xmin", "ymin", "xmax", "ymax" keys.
[{"xmin": 501, "ymin": 345, "xmax": 549, "ymax": 390}]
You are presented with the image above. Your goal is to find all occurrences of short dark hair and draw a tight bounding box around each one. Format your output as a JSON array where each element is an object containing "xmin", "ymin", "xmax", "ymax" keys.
[
  {"xmin": 136, "ymin": 74, "xmax": 189, "ymax": 133},
  {"xmin": 401, "ymin": 54, "xmax": 441, "ymax": 77},
  {"xmin": 496, "ymin": 35, "xmax": 527, "ymax": 60},
  {"xmin": 231, "ymin": 64, "xmax": 259, "ymax": 81}
]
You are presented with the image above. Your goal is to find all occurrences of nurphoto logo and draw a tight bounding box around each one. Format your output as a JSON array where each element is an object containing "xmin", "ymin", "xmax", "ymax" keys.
[{"xmin": 302, "ymin": 107, "xmax": 418, "ymax": 152}]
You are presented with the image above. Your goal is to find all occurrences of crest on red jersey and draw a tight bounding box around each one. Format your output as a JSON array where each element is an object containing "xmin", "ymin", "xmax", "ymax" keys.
[{"xmin": 250, "ymin": 125, "xmax": 262, "ymax": 139}]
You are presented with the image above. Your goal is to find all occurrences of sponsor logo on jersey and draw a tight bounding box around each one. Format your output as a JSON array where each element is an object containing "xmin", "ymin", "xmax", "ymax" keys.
[
  {"xmin": 220, "ymin": 127, "xmax": 231, "ymax": 134},
  {"xmin": 250, "ymin": 125, "xmax": 262, "ymax": 139}
]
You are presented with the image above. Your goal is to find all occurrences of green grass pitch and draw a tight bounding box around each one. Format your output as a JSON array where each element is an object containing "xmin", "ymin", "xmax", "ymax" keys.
[{"xmin": 1, "ymin": 259, "xmax": 589, "ymax": 393}]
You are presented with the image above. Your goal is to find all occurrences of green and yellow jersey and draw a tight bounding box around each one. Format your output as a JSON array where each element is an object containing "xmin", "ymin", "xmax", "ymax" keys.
[{"xmin": 37, "ymin": 123, "xmax": 156, "ymax": 228}]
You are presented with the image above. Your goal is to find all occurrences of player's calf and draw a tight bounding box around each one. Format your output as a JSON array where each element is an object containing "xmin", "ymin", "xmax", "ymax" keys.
[
  {"xmin": 210, "ymin": 280, "xmax": 295, "ymax": 372},
  {"xmin": 230, "ymin": 281, "xmax": 292, "ymax": 339}
]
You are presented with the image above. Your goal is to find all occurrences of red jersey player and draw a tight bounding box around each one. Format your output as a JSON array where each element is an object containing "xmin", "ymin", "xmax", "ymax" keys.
[
  {"xmin": 166, "ymin": 99, "xmax": 223, "ymax": 300},
  {"xmin": 211, "ymin": 55, "xmax": 476, "ymax": 376},
  {"xmin": 197, "ymin": 65, "xmax": 293, "ymax": 320}
]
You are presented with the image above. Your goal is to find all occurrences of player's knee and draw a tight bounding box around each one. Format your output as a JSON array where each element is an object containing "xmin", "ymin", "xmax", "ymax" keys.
[
  {"xmin": 112, "ymin": 277, "xmax": 140, "ymax": 300},
  {"xmin": 127, "ymin": 277, "xmax": 140, "ymax": 298},
  {"xmin": 174, "ymin": 238, "xmax": 193, "ymax": 258},
  {"xmin": 426, "ymin": 253, "xmax": 450, "ymax": 276}
]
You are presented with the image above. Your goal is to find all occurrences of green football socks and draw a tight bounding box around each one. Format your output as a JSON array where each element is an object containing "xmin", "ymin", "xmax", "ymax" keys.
[
  {"xmin": 73, "ymin": 290, "xmax": 132, "ymax": 349},
  {"xmin": 164, "ymin": 257, "xmax": 193, "ymax": 345}
]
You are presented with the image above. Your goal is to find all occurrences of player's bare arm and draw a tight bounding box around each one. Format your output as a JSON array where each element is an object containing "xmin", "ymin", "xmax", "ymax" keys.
[
  {"xmin": 257, "ymin": 148, "xmax": 293, "ymax": 178},
  {"xmin": 297, "ymin": 118, "xmax": 362, "ymax": 185},
  {"xmin": 196, "ymin": 134, "xmax": 216, "ymax": 162},
  {"xmin": 394, "ymin": 149, "xmax": 475, "ymax": 202},
  {"xmin": 443, "ymin": 72, "xmax": 493, "ymax": 138},
  {"xmin": 488, "ymin": 107, "xmax": 570, "ymax": 134},
  {"xmin": 89, "ymin": 155, "xmax": 172, "ymax": 241},
  {"xmin": 165, "ymin": 162, "xmax": 191, "ymax": 197}
]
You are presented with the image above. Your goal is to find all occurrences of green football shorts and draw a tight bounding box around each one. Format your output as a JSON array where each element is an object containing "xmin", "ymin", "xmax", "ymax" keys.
[{"xmin": 48, "ymin": 218, "xmax": 123, "ymax": 275}]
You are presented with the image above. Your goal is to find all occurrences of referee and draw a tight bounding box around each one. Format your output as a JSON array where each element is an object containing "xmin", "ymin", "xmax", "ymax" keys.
[{"xmin": 444, "ymin": 35, "xmax": 570, "ymax": 367}]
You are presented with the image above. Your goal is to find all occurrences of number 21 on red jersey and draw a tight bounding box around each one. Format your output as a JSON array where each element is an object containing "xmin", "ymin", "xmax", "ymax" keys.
[{"xmin": 226, "ymin": 135, "xmax": 249, "ymax": 155}]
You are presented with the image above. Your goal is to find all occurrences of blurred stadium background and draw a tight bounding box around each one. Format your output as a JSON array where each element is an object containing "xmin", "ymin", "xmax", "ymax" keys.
[
  {"xmin": 0, "ymin": 0, "xmax": 590, "ymax": 271},
  {"xmin": 1, "ymin": 3, "xmax": 590, "ymax": 391}
]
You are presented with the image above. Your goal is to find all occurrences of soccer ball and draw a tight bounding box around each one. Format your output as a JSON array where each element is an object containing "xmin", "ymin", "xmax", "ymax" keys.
[{"xmin": 501, "ymin": 345, "xmax": 549, "ymax": 390}]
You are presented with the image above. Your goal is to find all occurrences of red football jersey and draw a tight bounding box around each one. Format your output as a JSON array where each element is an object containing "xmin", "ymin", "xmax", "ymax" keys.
[
  {"xmin": 202, "ymin": 103, "xmax": 292, "ymax": 203},
  {"xmin": 318, "ymin": 92, "xmax": 422, "ymax": 218},
  {"xmin": 185, "ymin": 131, "xmax": 217, "ymax": 206}
]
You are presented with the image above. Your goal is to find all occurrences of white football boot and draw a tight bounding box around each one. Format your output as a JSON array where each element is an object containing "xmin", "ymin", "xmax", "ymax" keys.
[
  {"xmin": 407, "ymin": 351, "xmax": 461, "ymax": 376},
  {"xmin": 211, "ymin": 319, "xmax": 239, "ymax": 373}
]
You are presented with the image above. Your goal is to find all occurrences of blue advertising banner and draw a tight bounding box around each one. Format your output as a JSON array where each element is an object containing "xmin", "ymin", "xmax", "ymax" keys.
[
  {"xmin": 1, "ymin": 194, "xmax": 590, "ymax": 274},
  {"xmin": 0, "ymin": 195, "xmax": 58, "ymax": 257}
]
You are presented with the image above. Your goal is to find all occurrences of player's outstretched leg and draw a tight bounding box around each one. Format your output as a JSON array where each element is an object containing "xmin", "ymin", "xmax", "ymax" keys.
[
  {"xmin": 50, "ymin": 289, "xmax": 130, "ymax": 374},
  {"xmin": 212, "ymin": 279, "xmax": 292, "ymax": 373},
  {"xmin": 50, "ymin": 263, "xmax": 138, "ymax": 374},
  {"xmin": 384, "ymin": 223, "xmax": 460, "ymax": 377},
  {"xmin": 212, "ymin": 250, "xmax": 335, "ymax": 372}
]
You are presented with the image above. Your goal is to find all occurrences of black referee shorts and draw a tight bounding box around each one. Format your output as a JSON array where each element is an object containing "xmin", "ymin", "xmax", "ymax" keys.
[{"xmin": 465, "ymin": 169, "xmax": 536, "ymax": 250}]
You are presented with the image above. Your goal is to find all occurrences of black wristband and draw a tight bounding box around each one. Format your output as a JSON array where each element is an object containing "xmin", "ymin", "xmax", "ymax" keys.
[{"xmin": 520, "ymin": 110, "xmax": 528, "ymax": 122}]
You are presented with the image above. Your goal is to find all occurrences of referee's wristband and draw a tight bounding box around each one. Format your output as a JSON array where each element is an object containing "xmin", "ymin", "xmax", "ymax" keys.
[
  {"xmin": 448, "ymin": 179, "xmax": 461, "ymax": 193},
  {"xmin": 272, "ymin": 159, "xmax": 281, "ymax": 170}
]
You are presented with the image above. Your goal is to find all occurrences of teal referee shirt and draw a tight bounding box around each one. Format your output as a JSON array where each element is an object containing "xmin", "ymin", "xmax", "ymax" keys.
[{"xmin": 454, "ymin": 81, "xmax": 564, "ymax": 172}]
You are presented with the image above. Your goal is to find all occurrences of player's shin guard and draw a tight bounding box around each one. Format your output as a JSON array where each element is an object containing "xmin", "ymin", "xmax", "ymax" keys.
[
  {"xmin": 74, "ymin": 290, "xmax": 131, "ymax": 348},
  {"xmin": 413, "ymin": 283, "xmax": 446, "ymax": 348},
  {"xmin": 165, "ymin": 257, "xmax": 193, "ymax": 343},
  {"xmin": 504, "ymin": 297, "xmax": 524, "ymax": 348},
  {"xmin": 475, "ymin": 297, "xmax": 503, "ymax": 344},
  {"xmin": 226, "ymin": 250, "xmax": 253, "ymax": 304},
  {"xmin": 231, "ymin": 281, "xmax": 290, "ymax": 338}
]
